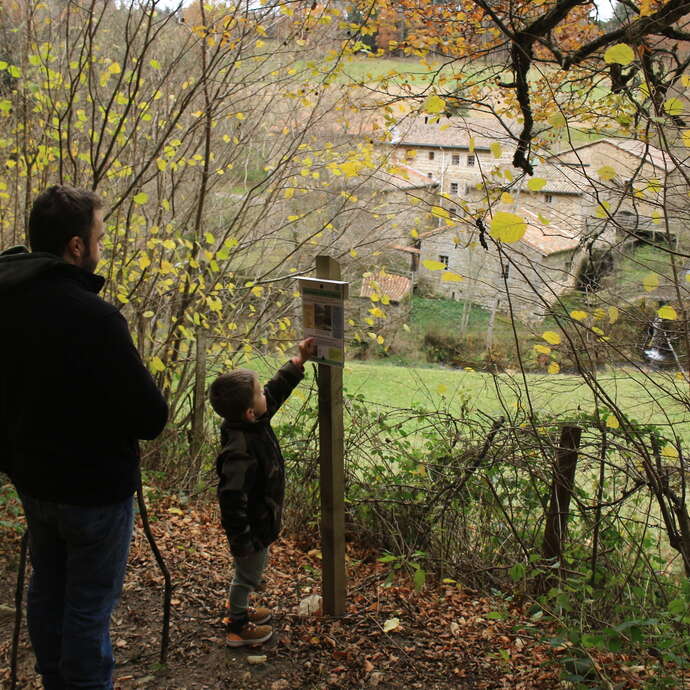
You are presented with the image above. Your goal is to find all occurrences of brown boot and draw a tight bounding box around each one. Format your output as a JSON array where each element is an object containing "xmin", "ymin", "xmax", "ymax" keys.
[
  {"xmin": 226, "ymin": 621, "xmax": 273, "ymax": 648},
  {"xmin": 223, "ymin": 601, "xmax": 272, "ymax": 626}
]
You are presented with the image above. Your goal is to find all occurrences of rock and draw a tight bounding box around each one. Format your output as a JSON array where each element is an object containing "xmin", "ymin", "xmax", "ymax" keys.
[
  {"xmin": 297, "ymin": 594, "xmax": 322, "ymax": 617},
  {"xmin": 369, "ymin": 671, "xmax": 384, "ymax": 686},
  {"xmin": 247, "ymin": 655, "xmax": 267, "ymax": 665}
]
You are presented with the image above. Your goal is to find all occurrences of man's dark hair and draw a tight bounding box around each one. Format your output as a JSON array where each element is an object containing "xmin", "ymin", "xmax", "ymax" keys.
[
  {"xmin": 29, "ymin": 185, "xmax": 103, "ymax": 256},
  {"xmin": 209, "ymin": 369, "xmax": 257, "ymax": 421}
]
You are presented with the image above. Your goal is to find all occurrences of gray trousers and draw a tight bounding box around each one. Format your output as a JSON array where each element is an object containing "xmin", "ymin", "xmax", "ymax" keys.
[{"xmin": 229, "ymin": 547, "xmax": 268, "ymax": 618}]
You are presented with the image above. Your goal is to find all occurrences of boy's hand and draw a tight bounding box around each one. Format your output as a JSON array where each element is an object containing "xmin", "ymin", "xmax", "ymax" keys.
[{"xmin": 292, "ymin": 337, "xmax": 316, "ymax": 367}]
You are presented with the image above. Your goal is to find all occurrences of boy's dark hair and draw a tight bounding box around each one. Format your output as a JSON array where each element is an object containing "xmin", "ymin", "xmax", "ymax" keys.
[
  {"xmin": 209, "ymin": 369, "xmax": 257, "ymax": 421},
  {"xmin": 29, "ymin": 185, "xmax": 103, "ymax": 256}
]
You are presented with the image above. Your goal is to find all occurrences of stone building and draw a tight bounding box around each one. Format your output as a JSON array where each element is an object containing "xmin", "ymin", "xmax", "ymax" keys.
[
  {"xmin": 387, "ymin": 114, "xmax": 588, "ymax": 319},
  {"xmin": 546, "ymin": 137, "xmax": 688, "ymax": 248}
]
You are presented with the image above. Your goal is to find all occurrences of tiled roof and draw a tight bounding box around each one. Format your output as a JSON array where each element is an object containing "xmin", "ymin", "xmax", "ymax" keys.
[
  {"xmin": 528, "ymin": 163, "xmax": 583, "ymax": 195},
  {"xmin": 389, "ymin": 113, "xmax": 517, "ymax": 152},
  {"xmin": 548, "ymin": 137, "xmax": 670, "ymax": 171},
  {"xmin": 360, "ymin": 271, "xmax": 412, "ymax": 302},
  {"xmin": 520, "ymin": 209, "xmax": 581, "ymax": 255}
]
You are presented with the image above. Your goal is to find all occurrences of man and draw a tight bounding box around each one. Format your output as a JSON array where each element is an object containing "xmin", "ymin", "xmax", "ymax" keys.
[{"xmin": 0, "ymin": 185, "xmax": 168, "ymax": 689}]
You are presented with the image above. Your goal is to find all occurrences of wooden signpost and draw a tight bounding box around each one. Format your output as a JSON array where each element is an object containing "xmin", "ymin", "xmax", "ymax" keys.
[{"xmin": 299, "ymin": 255, "xmax": 347, "ymax": 616}]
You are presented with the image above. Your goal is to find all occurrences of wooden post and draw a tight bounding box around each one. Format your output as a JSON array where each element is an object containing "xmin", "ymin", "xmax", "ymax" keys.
[
  {"xmin": 542, "ymin": 425, "xmax": 582, "ymax": 564},
  {"xmin": 316, "ymin": 255, "xmax": 346, "ymax": 616}
]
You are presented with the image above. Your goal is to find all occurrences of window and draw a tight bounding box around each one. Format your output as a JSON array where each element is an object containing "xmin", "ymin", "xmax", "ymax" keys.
[
  {"xmin": 452, "ymin": 154, "xmax": 460, "ymax": 165},
  {"xmin": 450, "ymin": 182, "xmax": 459, "ymax": 194},
  {"xmin": 467, "ymin": 154, "xmax": 476, "ymax": 167},
  {"xmin": 439, "ymin": 255, "xmax": 449, "ymax": 269},
  {"xmin": 545, "ymin": 193, "xmax": 553, "ymax": 203},
  {"xmin": 428, "ymin": 151, "xmax": 435, "ymax": 161},
  {"xmin": 427, "ymin": 172, "xmax": 433, "ymax": 179}
]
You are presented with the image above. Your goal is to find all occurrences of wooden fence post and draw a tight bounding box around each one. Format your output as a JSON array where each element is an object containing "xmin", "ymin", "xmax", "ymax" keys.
[
  {"xmin": 542, "ymin": 425, "xmax": 582, "ymax": 568},
  {"xmin": 316, "ymin": 255, "xmax": 346, "ymax": 616}
]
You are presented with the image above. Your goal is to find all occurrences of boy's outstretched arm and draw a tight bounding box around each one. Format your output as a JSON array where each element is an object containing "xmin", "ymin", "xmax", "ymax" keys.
[{"xmin": 264, "ymin": 338, "xmax": 316, "ymax": 418}]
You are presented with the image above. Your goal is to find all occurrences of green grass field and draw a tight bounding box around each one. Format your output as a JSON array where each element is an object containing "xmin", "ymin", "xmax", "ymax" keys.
[{"xmin": 252, "ymin": 354, "xmax": 690, "ymax": 445}]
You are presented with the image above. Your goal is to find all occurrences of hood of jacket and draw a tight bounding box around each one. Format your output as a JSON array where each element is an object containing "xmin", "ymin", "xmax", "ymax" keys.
[{"xmin": 0, "ymin": 245, "xmax": 104, "ymax": 295}]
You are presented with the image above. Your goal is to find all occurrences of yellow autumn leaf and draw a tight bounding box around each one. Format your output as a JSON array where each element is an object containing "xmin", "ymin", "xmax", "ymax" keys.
[
  {"xmin": 606, "ymin": 414, "xmax": 620, "ymax": 429},
  {"xmin": 549, "ymin": 112, "xmax": 566, "ymax": 128},
  {"xmin": 595, "ymin": 201, "xmax": 611, "ymax": 218},
  {"xmin": 604, "ymin": 43, "xmax": 635, "ymax": 66},
  {"xmin": 489, "ymin": 211, "xmax": 527, "ymax": 243},
  {"xmin": 431, "ymin": 206, "xmax": 450, "ymax": 219},
  {"xmin": 608, "ymin": 306, "xmax": 619, "ymax": 324},
  {"xmin": 534, "ymin": 344, "xmax": 551, "ymax": 355},
  {"xmin": 441, "ymin": 271, "xmax": 463, "ymax": 283},
  {"xmin": 664, "ymin": 98, "xmax": 684, "ymax": 116},
  {"xmin": 437, "ymin": 384, "xmax": 447, "ymax": 394},
  {"xmin": 490, "ymin": 142, "xmax": 502, "ymax": 158},
  {"xmin": 570, "ymin": 310, "xmax": 588, "ymax": 321},
  {"xmin": 138, "ymin": 254, "xmax": 151, "ymax": 270},
  {"xmin": 597, "ymin": 165, "xmax": 617, "ymax": 181},
  {"xmin": 661, "ymin": 443, "xmax": 679, "ymax": 459},
  {"xmin": 548, "ymin": 362, "xmax": 560, "ymax": 375},
  {"xmin": 422, "ymin": 259, "xmax": 448, "ymax": 271},
  {"xmin": 658, "ymin": 305, "xmax": 677, "ymax": 320},
  {"xmin": 527, "ymin": 178, "xmax": 546, "ymax": 191},
  {"xmin": 643, "ymin": 273, "xmax": 660, "ymax": 292},
  {"xmin": 542, "ymin": 331, "xmax": 561, "ymax": 345},
  {"xmin": 150, "ymin": 356, "xmax": 165, "ymax": 372},
  {"xmin": 500, "ymin": 192, "xmax": 514, "ymax": 204},
  {"xmin": 424, "ymin": 94, "xmax": 445, "ymax": 114},
  {"xmin": 377, "ymin": 335, "xmax": 384, "ymax": 345},
  {"xmin": 133, "ymin": 192, "xmax": 148, "ymax": 205},
  {"xmin": 143, "ymin": 310, "xmax": 154, "ymax": 318},
  {"xmin": 538, "ymin": 214, "xmax": 551, "ymax": 226},
  {"xmin": 251, "ymin": 285, "xmax": 264, "ymax": 297}
]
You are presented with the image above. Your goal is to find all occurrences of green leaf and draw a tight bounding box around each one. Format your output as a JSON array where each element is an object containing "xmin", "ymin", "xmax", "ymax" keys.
[
  {"xmin": 7, "ymin": 65, "xmax": 21, "ymax": 78},
  {"xmin": 604, "ymin": 43, "xmax": 635, "ymax": 66},
  {"xmin": 133, "ymin": 192, "xmax": 149, "ymax": 205},
  {"xmin": 413, "ymin": 567, "xmax": 426, "ymax": 591},
  {"xmin": 509, "ymin": 563, "xmax": 525, "ymax": 581}
]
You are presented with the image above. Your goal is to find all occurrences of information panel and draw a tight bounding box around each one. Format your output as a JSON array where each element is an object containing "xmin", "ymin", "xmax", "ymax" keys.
[{"xmin": 298, "ymin": 277, "xmax": 348, "ymax": 367}]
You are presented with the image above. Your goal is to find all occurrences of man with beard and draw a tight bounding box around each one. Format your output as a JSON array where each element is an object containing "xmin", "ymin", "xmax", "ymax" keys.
[{"xmin": 0, "ymin": 185, "xmax": 168, "ymax": 689}]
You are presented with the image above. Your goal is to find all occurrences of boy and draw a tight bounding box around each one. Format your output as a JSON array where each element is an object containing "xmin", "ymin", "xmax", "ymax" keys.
[{"xmin": 209, "ymin": 338, "xmax": 316, "ymax": 647}]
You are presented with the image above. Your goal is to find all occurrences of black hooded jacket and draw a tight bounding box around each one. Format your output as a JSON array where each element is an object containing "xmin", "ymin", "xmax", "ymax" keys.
[
  {"xmin": 216, "ymin": 361, "xmax": 304, "ymax": 557},
  {"xmin": 0, "ymin": 246, "xmax": 168, "ymax": 506}
]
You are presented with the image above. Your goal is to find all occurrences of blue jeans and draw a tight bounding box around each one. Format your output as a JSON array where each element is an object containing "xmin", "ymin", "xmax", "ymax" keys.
[{"xmin": 19, "ymin": 493, "xmax": 134, "ymax": 690}]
